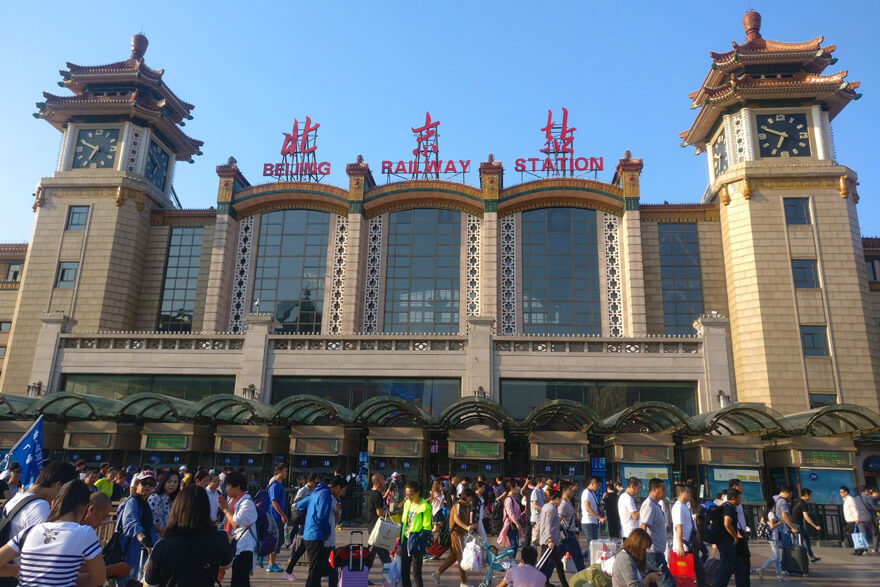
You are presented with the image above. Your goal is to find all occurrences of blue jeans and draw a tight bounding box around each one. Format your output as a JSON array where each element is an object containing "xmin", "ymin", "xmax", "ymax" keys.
[
  {"xmin": 759, "ymin": 539, "xmax": 782, "ymax": 576},
  {"xmin": 507, "ymin": 527, "xmax": 520, "ymax": 557},
  {"xmin": 645, "ymin": 551, "xmax": 676, "ymax": 587},
  {"xmin": 563, "ymin": 533, "xmax": 586, "ymax": 572},
  {"xmin": 796, "ymin": 524, "xmax": 816, "ymax": 558},
  {"xmin": 580, "ymin": 523, "xmax": 599, "ymax": 560}
]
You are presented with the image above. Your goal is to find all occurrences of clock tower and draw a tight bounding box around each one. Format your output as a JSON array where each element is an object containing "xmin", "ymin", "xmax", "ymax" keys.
[
  {"xmin": 681, "ymin": 11, "xmax": 880, "ymax": 412},
  {"xmin": 0, "ymin": 34, "xmax": 203, "ymax": 396}
]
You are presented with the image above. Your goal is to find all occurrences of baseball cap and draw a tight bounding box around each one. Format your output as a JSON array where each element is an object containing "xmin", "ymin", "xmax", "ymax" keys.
[
  {"xmin": 391, "ymin": 472, "xmax": 399, "ymax": 478},
  {"xmin": 178, "ymin": 465, "xmax": 188, "ymax": 472}
]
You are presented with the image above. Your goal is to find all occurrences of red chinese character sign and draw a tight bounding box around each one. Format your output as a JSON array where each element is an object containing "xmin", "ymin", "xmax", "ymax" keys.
[
  {"xmin": 514, "ymin": 108, "xmax": 603, "ymax": 177},
  {"xmin": 263, "ymin": 117, "xmax": 330, "ymax": 181},
  {"xmin": 381, "ymin": 112, "xmax": 472, "ymax": 180}
]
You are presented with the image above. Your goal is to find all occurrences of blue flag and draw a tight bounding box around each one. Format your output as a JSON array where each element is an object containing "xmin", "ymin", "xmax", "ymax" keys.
[{"xmin": 0, "ymin": 416, "xmax": 43, "ymax": 488}]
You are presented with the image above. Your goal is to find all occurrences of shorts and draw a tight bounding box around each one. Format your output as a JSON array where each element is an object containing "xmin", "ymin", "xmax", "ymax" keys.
[{"xmin": 432, "ymin": 511, "xmax": 446, "ymax": 524}]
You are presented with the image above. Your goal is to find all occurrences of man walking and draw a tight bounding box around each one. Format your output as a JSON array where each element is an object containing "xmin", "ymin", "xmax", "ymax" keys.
[
  {"xmin": 537, "ymin": 489, "xmax": 569, "ymax": 587},
  {"xmin": 266, "ymin": 464, "xmax": 289, "ymax": 573},
  {"xmin": 791, "ymin": 488, "xmax": 821, "ymax": 563},
  {"xmin": 580, "ymin": 476, "xmax": 605, "ymax": 559},
  {"xmin": 299, "ymin": 475, "xmax": 347, "ymax": 587},
  {"xmin": 639, "ymin": 478, "xmax": 675, "ymax": 587},
  {"xmin": 527, "ymin": 477, "xmax": 545, "ymax": 547},
  {"xmin": 773, "ymin": 486, "xmax": 799, "ymax": 547},
  {"xmin": 366, "ymin": 473, "xmax": 392, "ymax": 567},
  {"xmin": 671, "ymin": 485, "xmax": 707, "ymax": 586},
  {"xmin": 284, "ymin": 473, "xmax": 319, "ymax": 579},
  {"xmin": 559, "ymin": 482, "xmax": 585, "ymax": 572},
  {"xmin": 714, "ymin": 488, "xmax": 750, "ymax": 587},
  {"xmin": 841, "ymin": 485, "xmax": 875, "ymax": 555},
  {"xmin": 618, "ymin": 477, "xmax": 641, "ymax": 539}
]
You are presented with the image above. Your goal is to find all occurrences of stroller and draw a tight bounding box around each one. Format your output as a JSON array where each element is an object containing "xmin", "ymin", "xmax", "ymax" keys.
[{"xmin": 474, "ymin": 536, "xmax": 517, "ymax": 587}]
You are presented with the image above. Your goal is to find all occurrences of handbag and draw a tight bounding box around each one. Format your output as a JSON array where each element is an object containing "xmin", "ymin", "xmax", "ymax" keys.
[
  {"xmin": 562, "ymin": 552, "xmax": 577, "ymax": 574},
  {"xmin": 368, "ymin": 517, "xmax": 400, "ymax": 551},
  {"xmin": 755, "ymin": 521, "xmax": 770, "ymax": 540},
  {"xmin": 851, "ymin": 526, "xmax": 869, "ymax": 550},
  {"xmin": 406, "ymin": 529, "xmax": 433, "ymax": 556}
]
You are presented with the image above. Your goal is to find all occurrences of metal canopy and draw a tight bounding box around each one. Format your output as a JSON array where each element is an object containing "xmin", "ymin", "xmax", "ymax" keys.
[
  {"xmin": 116, "ymin": 393, "xmax": 194, "ymax": 422},
  {"xmin": 188, "ymin": 395, "xmax": 272, "ymax": 424},
  {"xmin": 523, "ymin": 399, "xmax": 600, "ymax": 431},
  {"xmin": 0, "ymin": 395, "xmax": 38, "ymax": 419},
  {"xmin": 692, "ymin": 402, "xmax": 786, "ymax": 436},
  {"xmin": 272, "ymin": 394, "xmax": 352, "ymax": 425},
  {"xmin": 601, "ymin": 401, "xmax": 696, "ymax": 434},
  {"xmin": 779, "ymin": 403, "xmax": 880, "ymax": 437},
  {"xmin": 33, "ymin": 392, "xmax": 118, "ymax": 420},
  {"xmin": 351, "ymin": 396, "xmax": 433, "ymax": 427},
  {"xmin": 439, "ymin": 397, "xmax": 513, "ymax": 430}
]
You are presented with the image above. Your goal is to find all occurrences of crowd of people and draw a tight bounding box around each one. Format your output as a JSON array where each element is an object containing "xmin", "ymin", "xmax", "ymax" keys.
[{"xmin": 0, "ymin": 460, "xmax": 877, "ymax": 587}]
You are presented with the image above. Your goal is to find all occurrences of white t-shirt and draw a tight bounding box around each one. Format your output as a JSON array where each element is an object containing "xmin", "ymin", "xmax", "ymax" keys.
[
  {"xmin": 2, "ymin": 493, "xmax": 50, "ymax": 564},
  {"xmin": 10, "ymin": 521, "xmax": 102, "ymax": 587},
  {"xmin": 618, "ymin": 492, "xmax": 638, "ymax": 538},
  {"xmin": 581, "ymin": 488, "xmax": 600, "ymax": 525},
  {"xmin": 206, "ymin": 487, "xmax": 220, "ymax": 521},
  {"xmin": 529, "ymin": 486, "xmax": 545, "ymax": 523},
  {"xmin": 671, "ymin": 500, "xmax": 694, "ymax": 552}
]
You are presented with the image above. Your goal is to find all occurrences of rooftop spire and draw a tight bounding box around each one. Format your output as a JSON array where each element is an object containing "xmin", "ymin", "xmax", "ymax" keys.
[
  {"xmin": 743, "ymin": 10, "xmax": 762, "ymax": 42},
  {"xmin": 131, "ymin": 33, "xmax": 148, "ymax": 60}
]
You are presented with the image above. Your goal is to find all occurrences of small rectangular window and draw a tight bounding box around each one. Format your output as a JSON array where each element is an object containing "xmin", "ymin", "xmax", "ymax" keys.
[
  {"xmin": 5, "ymin": 264, "xmax": 21, "ymax": 282},
  {"xmin": 809, "ymin": 393, "xmax": 837, "ymax": 409},
  {"xmin": 55, "ymin": 262, "xmax": 79, "ymax": 288},
  {"xmin": 784, "ymin": 198, "xmax": 811, "ymax": 225},
  {"xmin": 65, "ymin": 206, "xmax": 90, "ymax": 231},
  {"xmin": 800, "ymin": 325, "xmax": 828, "ymax": 356},
  {"xmin": 792, "ymin": 260, "xmax": 819, "ymax": 288},
  {"xmin": 0, "ymin": 322, "xmax": 10, "ymax": 332},
  {"xmin": 867, "ymin": 257, "xmax": 880, "ymax": 283},
  {"xmin": 0, "ymin": 346, "xmax": 5, "ymax": 359}
]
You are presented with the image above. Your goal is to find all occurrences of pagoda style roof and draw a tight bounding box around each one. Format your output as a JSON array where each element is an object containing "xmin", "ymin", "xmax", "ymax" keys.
[
  {"xmin": 681, "ymin": 11, "xmax": 859, "ymax": 148},
  {"xmin": 36, "ymin": 34, "xmax": 203, "ymax": 161}
]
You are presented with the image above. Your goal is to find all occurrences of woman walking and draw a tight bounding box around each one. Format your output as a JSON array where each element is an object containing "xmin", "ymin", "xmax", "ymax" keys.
[
  {"xmin": 431, "ymin": 488, "xmax": 477, "ymax": 587},
  {"xmin": 217, "ymin": 471, "xmax": 258, "ymax": 587},
  {"xmin": 118, "ymin": 471, "xmax": 158, "ymax": 583},
  {"xmin": 148, "ymin": 470, "xmax": 180, "ymax": 538},
  {"xmin": 755, "ymin": 496, "xmax": 785, "ymax": 581},
  {"xmin": 143, "ymin": 485, "xmax": 235, "ymax": 586},
  {"xmin": 496, "ymin": 482, "xmax": 523, "ymax": 556},
  {"xmin": 429, "ymin": 479, "xmax": 446, "ymax": 533},
  {"xmin": 400, "ymin": 481, "xmax": 433, "ymax": 587},
  {"xmin": 0, "ymin": 479, "xmax": 106, "ymax": 587}
]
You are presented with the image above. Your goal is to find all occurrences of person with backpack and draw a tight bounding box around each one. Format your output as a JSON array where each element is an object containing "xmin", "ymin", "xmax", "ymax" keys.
[
  {"xmin": 0, "ymin": 461, "xmax": 78, "ymax": 587},
  {"xmin": 713, "ymin": 488, "xmax": 749, "ymax": 587},
  {"xmin": 265, "ymin": 464, "xmax": 289, "ymax": 573},
  {"xmin": 143, "ymin": 485, "xmax": 234, "ymax": 586},
  {"xmin": 298, "ymin": 475, "xmax": 347, "ymax": 587},
  {"xmin": 495, "ymin": 481, "xmax": 522, "ymax": 555},
  {"xmin": 432, "ymin": 487, "xmax": 478, "ymax": 587},
  {"xmin": 218, "ymin": 471, "xmax": 259, "ymax": 587},
  {"xmin": 0, "ymin": 479, "xmax": 106, "ymax": 587},
  {"xmin": 116, "ymin": 471, "xmax": 158, "ymax": 584},
  {"xmin": 386, "ymin": 473, "xmax": 405, "ymax": 521},
  {"xmin": 753, "ymin": 495, "xmax": 784, "ymax": 581}
]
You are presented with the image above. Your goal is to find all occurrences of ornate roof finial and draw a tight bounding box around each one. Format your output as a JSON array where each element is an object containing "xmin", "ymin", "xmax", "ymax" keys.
[
  {"xmin": 624, "ymin": 149, "xmax": 631, "ymax": 159},
  {"xmin": 356, "ymin": 154, "xmax": 364, "ymax": 164},
  {"xmin": 488, "ymin": 153, "xmax": 494, "ymax": 163},
  {"xmin": 131, "ymin": 33, "xmax": 149, "ymax": 60},
  {"xmin": 227, "ymin": 156, "xmax": 237, "ymax": 165},
  {"xmin": 743, "ymin": 11, "xmax": 762, "ymax": 42}
]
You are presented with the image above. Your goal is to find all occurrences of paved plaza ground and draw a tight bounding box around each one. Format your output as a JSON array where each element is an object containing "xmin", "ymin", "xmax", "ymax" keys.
[{"xmin": 245, "ymin": 527, "xmax": 880, "ymax": 587}]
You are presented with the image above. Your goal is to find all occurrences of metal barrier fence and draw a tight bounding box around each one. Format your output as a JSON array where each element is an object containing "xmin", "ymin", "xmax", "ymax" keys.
[{"xmin": 806, "ymin": 503, "xmax": 845, "ymax": 544}]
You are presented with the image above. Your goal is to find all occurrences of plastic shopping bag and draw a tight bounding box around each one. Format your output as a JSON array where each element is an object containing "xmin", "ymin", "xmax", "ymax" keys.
[
  {"xmin": 562, "ymin": 552, "xmax": 577, "ymax": 574},
  {"xmin": 460, "ymin": 535, "xmax": 483, "ymax": 572},
  {"xmin": 382, "ymin": 557, "xmax": 402, "ymax": 587},
  {"xmin": 852, "ymin": 527, "xmax": 869, "ymax": 551},
  {"xmin": 369, "ymin": 517, "xmax": 400, "ymax": 551}
]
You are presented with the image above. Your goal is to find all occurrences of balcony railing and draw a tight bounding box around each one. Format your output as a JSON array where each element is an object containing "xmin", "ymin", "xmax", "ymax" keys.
[
  {"xmin": 494, "ymin": 335, "xmax": 702, "ymax": 355},
  {"xmin": 270, "ymin": 334, "xmax": 467, "ymax": 352},
  {"xmin": 60, "ymin": 333, "xmax": 245, "ymax": 351},
  {"xmin": 0, "ymin": 280, "xmax": 20, "ymax": 290}
]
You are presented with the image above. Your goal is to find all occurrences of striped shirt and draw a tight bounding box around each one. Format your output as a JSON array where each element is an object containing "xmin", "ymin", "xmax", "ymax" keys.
[{"xmin": 10, "ymin": 521, "xmax": 102, "ymax": 587}]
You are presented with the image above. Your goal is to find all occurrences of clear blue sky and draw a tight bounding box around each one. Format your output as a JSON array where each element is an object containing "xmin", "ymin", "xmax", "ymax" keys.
[{"xmin": 1, "ymin": 1, "xmax": 878, "ymax": 242}]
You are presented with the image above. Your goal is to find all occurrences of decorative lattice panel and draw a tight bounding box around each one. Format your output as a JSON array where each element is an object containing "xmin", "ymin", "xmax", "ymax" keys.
[
  {"xmin": 604, "ymin": 213, "xmax": 623, "ymax": 337},
  {"xmin": 465, "ymin": 214, "xmax": 481, "ymax": 317},
  {"xmin": 362, "ymin": 215, "xmax": 383, "ymax": 333},
  {"xmin": 500, "ymin": 215, "xmax": 517, "ymax": 335},
  {"xmin": 228, "ymin": 216, "xmax": 254, "ymax": 333},
  {"xmin": 327, "ymin": 214, "xmax": 348, "ymax": 334}
]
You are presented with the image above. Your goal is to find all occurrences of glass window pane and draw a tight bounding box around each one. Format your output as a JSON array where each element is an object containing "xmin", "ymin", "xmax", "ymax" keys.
[
  {"xmin": 157, "ymin": 226, "xmax": 205, "ymax": 332},
  {"xmin": 658, "ymin": 223, "xmax": 703, "ymax": 335}
]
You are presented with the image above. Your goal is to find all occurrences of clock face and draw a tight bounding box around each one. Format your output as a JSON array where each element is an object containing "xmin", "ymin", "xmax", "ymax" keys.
[
  {"xmin": 757, "ymin": 113, "xmax": 812, "ymax": 158},
  {"xmin": 72, "ymin": 128, "xmax": 119, "ymax": 169},
  {"xmin": 145, "ymin": 140, "xmax": 170, "ymax": 191},
  {"xmin": 712, "ymin": 129, "xmax": 728, "ymax": 177}
]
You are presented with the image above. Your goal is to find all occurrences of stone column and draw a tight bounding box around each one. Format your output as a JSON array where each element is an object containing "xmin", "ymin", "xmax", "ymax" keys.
[
  {"xmin": 28, "ymin": 311, "xmax": 71, "ymax": 395},
  {"xmin": 612, "ymin": 151, "xmax": 647, "ymax": 336},
  {"xmin": 343, "ymin": 158, "xmax": 373, "ymax": 332},
  {"xmin": 694, "ymin": 313, "xmax": 734, "ymax": 413},
  {"xmin": 236, "ymin": 313, "xmax": 276, "ymax": 402},
  {"xmin": 203, "ymin": 160, "xmax": 250, "ymax": 332},
  {"xmin": 465, "ymin": 316, "xmax": 496, "ymax": 400},
  {"xmin": 479, "ymin": 156, "xmax": 502, "ymax": 320}
]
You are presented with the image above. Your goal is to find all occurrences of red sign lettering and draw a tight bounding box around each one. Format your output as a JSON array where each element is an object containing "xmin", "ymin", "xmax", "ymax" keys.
[
  {"xmin": 411, "ymin": 112, "xmax": 440, "ymax": 157},
  {"xmin": 540, "ymin": 108, "xmax": 576, "ymax": 155}
]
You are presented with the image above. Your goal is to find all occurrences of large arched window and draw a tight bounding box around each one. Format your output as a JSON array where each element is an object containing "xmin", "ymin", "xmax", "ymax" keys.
[
  {"xmin": 253, "ymin": 210, "xmax": 330, "ymax": 333},
  {"xmin": 384, "ymin": 209, "xmax": 461, "ymax": 334},
  {"xmin": 521, "ymin": 207, "xmax": 601, "ymax": 335}
]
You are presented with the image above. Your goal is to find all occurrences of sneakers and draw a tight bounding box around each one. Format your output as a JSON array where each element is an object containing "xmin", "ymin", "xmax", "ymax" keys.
[
  {"xmin": 257, "ymin": 556, "xmax": 264, "ymax": 568},
  {"xmin": 431, "ymin": 572, "xmax": 441, "ymax": 585},
  {"xmin": 754, "ymin": 568, "xmax": 764, "ymax": 581},
  {"xmin": 267, "ymin": 564, "xmax": 284, "ymax": 573},
  {"xmin": 810, "ymin": 556, "xmax": 821, "ymax": 562},
  {"xmin": 775, "ymin": 575, "xmax": 786, "ymax": 583},
  {"xmin": 284, "ymin": 573, "xmax": 297, "ymax": 581}
]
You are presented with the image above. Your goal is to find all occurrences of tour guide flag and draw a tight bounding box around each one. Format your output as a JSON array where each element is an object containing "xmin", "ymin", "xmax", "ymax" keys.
[{"xmin": 0, "ymin": 416, "xmax": 43, "ymax": 488}]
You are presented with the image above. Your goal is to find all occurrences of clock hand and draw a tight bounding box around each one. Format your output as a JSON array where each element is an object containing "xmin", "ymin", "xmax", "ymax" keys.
[
  {"xmin": 760, "ymin": 126, "xmax": 787, "ymax": 137},
  {"xmin": 776, "ymin": 134, "xmax": 786, "ymax": 149}
]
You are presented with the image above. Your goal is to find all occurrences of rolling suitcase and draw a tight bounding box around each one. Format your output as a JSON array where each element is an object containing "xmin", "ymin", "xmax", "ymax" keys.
[
  {"xmin": 339, "ymin": 530, "xmax": 371, "ymax": 587},
  {"xmin": 781, "ymin": 533, "xmax": 809, "ymax": 577}
]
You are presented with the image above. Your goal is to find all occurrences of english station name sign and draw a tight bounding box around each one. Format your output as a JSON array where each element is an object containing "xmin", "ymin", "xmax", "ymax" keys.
[{"xmin": 261, "ymin": 108, "xmax": 602, "ymax": 181}]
